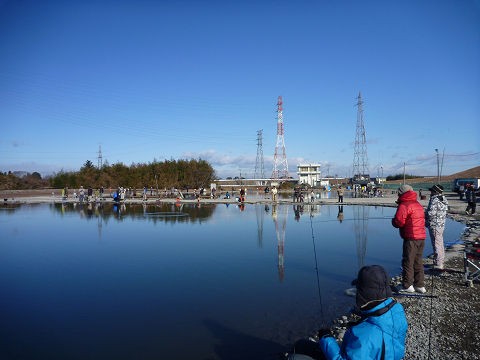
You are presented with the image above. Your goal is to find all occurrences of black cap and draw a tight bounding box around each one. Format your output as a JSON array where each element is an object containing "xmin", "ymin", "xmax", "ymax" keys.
[
  {"xmin": 428, "ymin": 184, "xmax": 444, "ymax": 194},
  {"xmin": 355, "ymin": 265, "xmax": 392, "ymax": 308}
]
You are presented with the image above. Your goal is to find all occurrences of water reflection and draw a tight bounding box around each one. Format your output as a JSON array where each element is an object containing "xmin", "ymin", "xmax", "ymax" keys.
[
  {"xmin": 337, "ymin": 205, "xmax": 344, "ymax": 223},
  {"xmin": 255, "ymin": 204, "xmax": 264, "ymax": 248},
  {"xmin": 272, "ymin": 204, "xmax": 288, "ymax": 281},
  {"xmin": 50, "ymin": 202, "xmax": 215, "ymax": 223},
  {"xmin": 353, "ymin": 206, "xmax": 369, "ymax": 270}
]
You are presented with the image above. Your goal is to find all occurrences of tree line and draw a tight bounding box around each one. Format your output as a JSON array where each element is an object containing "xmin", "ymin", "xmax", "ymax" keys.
[
  {"xmin": 1, "ymin": 159, "xmax": 216, "ymax": 191},
  {"xmin": 385, "ymin": 174, "xmax": 424, "ymax": 181}
]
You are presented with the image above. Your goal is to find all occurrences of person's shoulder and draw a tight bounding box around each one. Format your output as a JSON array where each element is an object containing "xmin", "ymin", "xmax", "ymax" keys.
[{"xmin": 349, "ymin": 318, "xmax": 384, "ymax": 336}]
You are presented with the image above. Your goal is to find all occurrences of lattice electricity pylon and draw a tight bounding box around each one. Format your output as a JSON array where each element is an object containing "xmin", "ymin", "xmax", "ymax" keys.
[
  {"xmin": 97, "ymin": 145, "xmax": 103, "ymax": 169},
  {"xmin": 352, "ymin": 92, "xmax": 369, "ymax": 183},
  {"xmin": 271, "ymin": 96, "xmax": 289, "ymax": 180},
  {"xmin": 254, "ymin": 129, "xmax": 265, "ymax": 179}
]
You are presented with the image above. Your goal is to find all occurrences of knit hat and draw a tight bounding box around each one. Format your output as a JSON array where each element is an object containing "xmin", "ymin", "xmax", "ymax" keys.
[
  {"xmin": 397, "ymin": 184, "xmax": 413, "ymax": 195},
  {"xmin": 355, "ymin": 265, "xmax": 392, "ymax": 308},
  {"xmin": 429, "ymin": 184, "xmax": 444, "ymax": 194}
]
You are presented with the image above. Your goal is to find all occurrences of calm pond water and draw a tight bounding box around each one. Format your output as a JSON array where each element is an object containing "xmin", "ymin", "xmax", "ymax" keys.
[{"xmin": 0, "ymin": 202, "xmax": 465, "ymax": 360}]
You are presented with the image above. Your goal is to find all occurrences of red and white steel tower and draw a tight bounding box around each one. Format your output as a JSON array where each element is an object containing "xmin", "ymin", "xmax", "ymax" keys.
[{"xmin": 271, "ymin": 96, "xmax": 289, "ymax": 179}]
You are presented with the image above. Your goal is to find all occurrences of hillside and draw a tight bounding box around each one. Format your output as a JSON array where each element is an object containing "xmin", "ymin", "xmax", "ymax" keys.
[
  {"xmin": 384, "ymin": 166, "xmax": 480, "ymax": 187},
  {"xmin": 440, "ymin": 166, "xmax": 480, "ymax": 180}
]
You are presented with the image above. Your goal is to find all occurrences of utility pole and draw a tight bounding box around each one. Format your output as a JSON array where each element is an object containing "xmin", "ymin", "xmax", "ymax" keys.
[
  {"xmin": 271, "ymin": 96, "xmax": 289, "ymax": 180},
  {"xmin": 440, "ymin": 148, "xmax": 445, "ymax": 181},
  {"xmin": 435, "ymin": 148, "xmax": 440, "ymax": 183},
  {"xmin": 403, "ymin": 162, "xmax": 406, "ymax": 184}
]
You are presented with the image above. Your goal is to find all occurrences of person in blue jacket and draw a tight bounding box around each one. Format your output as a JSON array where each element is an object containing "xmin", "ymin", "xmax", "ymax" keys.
[{"xmin": 319, "ymin": 265, "xmax": 408, "ymax": 360}]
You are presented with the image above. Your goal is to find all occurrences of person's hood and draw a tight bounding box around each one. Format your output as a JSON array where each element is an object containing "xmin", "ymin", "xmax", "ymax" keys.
[{"xmin": 398, "ymin": 190, "xmax": 417, "ymax": 202}]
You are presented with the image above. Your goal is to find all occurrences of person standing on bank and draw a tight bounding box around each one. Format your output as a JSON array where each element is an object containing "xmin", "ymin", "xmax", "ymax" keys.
[
  {"xmin": 465, "ymin": 184, "xmax": 477, "ymax": 215},
  {"xmin": 426, "ymin": 184, "xmax": 448, "ymax": 270},
  {"xmin": 271, "ymin": 186, "xmax": 278, "ymax": 202},
  {"xmin": 392, "ymin": 184, "xmax": 427, "ymax": 293},
  {"xmin": 337, "ymin": 186, "xmax": 344, "ymax": 203}
]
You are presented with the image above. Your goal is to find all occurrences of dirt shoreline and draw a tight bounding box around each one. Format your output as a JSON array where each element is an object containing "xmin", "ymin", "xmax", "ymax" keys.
[{"xmin": 2, "ymin": 189, "xmax": 479, "ymax": 359}]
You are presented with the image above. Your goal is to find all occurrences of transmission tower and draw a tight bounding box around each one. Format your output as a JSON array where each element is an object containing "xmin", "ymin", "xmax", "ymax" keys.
[
  {"xmin": 97, "ymin": 145, "xmax": 103, "ymax": 169},
  {"xmin": 254, "ymin": 130, "xmax": 265, "ymax": 179},
  {"xmin": 352, "ymin": 92, "xmax": 369, "ymax": 182},
  {"xmin": 271, "ymin": 96, "xmax": 289, "ymax": 180}
]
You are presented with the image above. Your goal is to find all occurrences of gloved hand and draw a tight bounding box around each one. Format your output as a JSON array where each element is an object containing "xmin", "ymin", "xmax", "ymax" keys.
[{"xmin": 317, "ymin": 328, "xmax": 333, "ymax": 338}]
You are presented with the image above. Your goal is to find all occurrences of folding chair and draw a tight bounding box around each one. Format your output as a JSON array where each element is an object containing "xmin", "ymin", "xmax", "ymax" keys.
[{"xmin": 464, "ymin": 246, "xmax": 480, "ymax": 287}]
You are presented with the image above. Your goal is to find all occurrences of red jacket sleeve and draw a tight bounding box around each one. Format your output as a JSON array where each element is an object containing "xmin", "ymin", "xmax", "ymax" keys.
[{"xmin": 392, "ymin": 203, "xmax": 407, "ymax": 228}]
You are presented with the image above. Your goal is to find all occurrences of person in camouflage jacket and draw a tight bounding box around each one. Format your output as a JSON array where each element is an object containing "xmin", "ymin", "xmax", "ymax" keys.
[{"xmin": 426, "ymin": 184, "xmax": 449, "ymax": 269}]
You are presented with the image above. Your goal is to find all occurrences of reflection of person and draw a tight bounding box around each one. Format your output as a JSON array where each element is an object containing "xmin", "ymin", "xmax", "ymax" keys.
[
  {"xmin": 426, "ymin": 184, "xmax": 448, "ymax": 270},
  {"xmin": 336, "ymin": 205, "xmax": 344, "ymax": 223},
  {"xmin": 319, "ymin": 265, "xmax": 407, "ymax": 360},
  {"xmin": 392, "ymin": 184, "xmax": 427, "ymax": 293},
  {"xmin": 294, "ymin": 205, "xmax": 300, "ymax": 221}
]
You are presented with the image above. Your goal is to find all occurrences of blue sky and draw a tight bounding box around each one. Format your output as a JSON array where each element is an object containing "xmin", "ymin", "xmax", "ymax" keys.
[{"xmin": 1, "ymin": 0, "xmax": 479, "ymax": 179}]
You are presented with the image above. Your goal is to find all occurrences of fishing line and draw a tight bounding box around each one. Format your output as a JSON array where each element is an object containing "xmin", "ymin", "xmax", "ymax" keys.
[
  {"xmin": 310, "ymin": 214, "xmax": 325, "ymax": 326},
  {"xmin": 427, "ymin": 257, "xmax": 436, "ymax": 360}
]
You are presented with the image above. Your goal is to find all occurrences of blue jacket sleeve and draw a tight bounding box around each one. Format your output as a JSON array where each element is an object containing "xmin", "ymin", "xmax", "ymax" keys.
[
  {"xmin": 319, "ymin": 336, "xmax": 342, "ymax": 359},
  {"xmin": 319, "ymin": 325, "xmax": 384, "ymax": 359}
]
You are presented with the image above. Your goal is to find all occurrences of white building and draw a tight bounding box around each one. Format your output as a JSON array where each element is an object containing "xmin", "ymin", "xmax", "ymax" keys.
[{"xmin": 297, "ymin": 163, "xmax": 321, "ymax": 187}]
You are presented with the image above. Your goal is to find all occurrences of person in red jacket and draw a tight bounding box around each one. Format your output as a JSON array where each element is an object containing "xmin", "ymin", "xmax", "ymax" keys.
[{"xmin": 392, "ymin": 184, "xmax": 427, "ymax": 293}]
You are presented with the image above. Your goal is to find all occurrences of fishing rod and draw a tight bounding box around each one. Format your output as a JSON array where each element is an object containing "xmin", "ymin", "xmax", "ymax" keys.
[
  {"xmin": 309, "ymin": 216, "xmax": 393, "ymax": 224},
  {"xmin": 392, "ymin": 292, "xmax": 438, "ymax": 299},
  {"xmin": 310, "ymin": 213, "xmax": 325, "ymax": 326}
]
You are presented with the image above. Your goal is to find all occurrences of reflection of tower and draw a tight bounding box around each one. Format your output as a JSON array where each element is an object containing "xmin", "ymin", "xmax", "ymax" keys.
[
  {"xmin": 255, "ymin": 204, "xmax": 264, "ymax": 248},
  {"xmin": 254, "ymin": 130, "xmax": 265, "ymax": 179},
  {"xmin": 353, "ymin": 205, "xmax": 369, "ymax": 270},
  {"xmin": 352, "ymin": 92, "xmax": 369, "ymax": 182},
  {"xmin": 271, "ymin": 96, "xmax": 289, "ymax": 180},
  {"xmin": 94, "ymin": 203, "xmax": 103, "ymax": 240},
  {"xmin": 272, "ymin": 204, "xmax": 288, "ymax": 282}
]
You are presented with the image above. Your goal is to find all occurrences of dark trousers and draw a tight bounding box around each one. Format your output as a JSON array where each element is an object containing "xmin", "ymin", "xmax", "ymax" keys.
[
  {"xmin": 290, "ymin": 339, "xmax": 326, "ymax": 360},
  {"xmin": 466, "ymin": 202, "xmax": 476, "ymax": 214},
  {"xmin": 402, "ymin": 239, "xmax": 425, "ymax": 288}
]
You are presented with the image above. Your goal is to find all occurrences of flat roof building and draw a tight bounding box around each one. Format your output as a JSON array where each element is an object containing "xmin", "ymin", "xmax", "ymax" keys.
[{"xmin": 297, "ymin": 163, "xmax": 321, "ymax": 187}]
